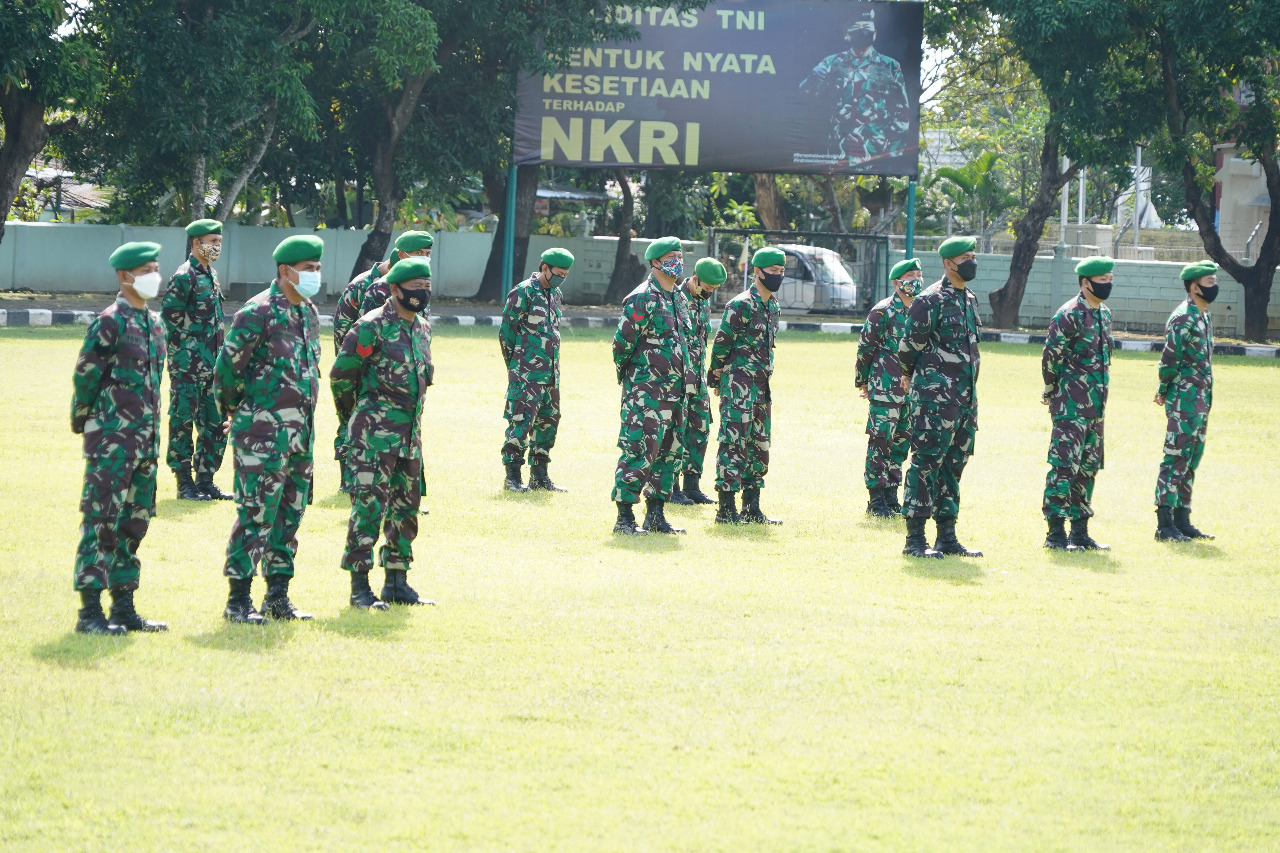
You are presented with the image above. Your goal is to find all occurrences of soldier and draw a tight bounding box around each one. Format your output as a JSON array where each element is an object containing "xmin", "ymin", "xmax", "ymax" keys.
[
  {"xmin": 70, "ymin": 241, "xmax": 169, "ymax": 634},
  {"xmin": 1154, "ymin": 261, "xmax": 1219, "ymax": 542},
  {"xmin": 708, "ymin": 247, "xmax": 783, "ymax": 526},
  {"xmin": 161, "ymin": 218, "xmax": 230, "ymax": 501},
  {"xmin": 331, "ymin": 257, "xmax": 435, "ymax": 609},
  {"xmin": 799, "ymin": 8, "xmax": 912, "ymax": 168},
  {"xmin": 669, "ymin": 257, "xmax": 726, "ymax": 506},
  {"xmin": 1041, "ymin": 256, "xmax": 1116, "ymax": 551},
  {"xmin": 358, "ymin": 230, "xmax": 433, "ymax": 317},
  {"xmin": 214, "ymin": 235, "xmax": 324, "ymax": 624},
  {"xmin": 855, "ymin": 257, "xmax": 922, "ymax": 519},
  {"xmin": 499, "ymin": 247, "xmax": 573, "ymax": 493},
  {"xmin": 611, "ymin": 236, "xmax": 692, "ymax": 535},
  {"xmin": 898, "ymin": 236, "xmax": 983, "ymax": 559}
]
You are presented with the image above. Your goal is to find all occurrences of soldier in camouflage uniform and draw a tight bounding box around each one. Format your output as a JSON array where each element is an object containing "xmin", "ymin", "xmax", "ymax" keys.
[
  {"xmin": 855, "ymin": 257, "xmax": 923, "ymax": 519},
  {"xmin": 1041, "ymin": 256, "xmax": 1116, "ymax": 552},
  {"xmin": 70, "ymin": 241, "xmax": 169, "ymax": 634},
  {"xmin": 214, "ymin": 235, "xmax": 324, "ymax": 624},
  {"xmin": 358, "ymin": 231, "xmax": 433, "ymax": 318},
  {"xmin": 708, "ymin": 247, "xmax": 784, "ymax": 525},
  {"xmin": 799, "ymin": 8, "xmax": 912, "ymax": 169},
  {"xmin": 1153, "ymin": 261, "xmax": 1219, "ymax": 542},
  {"xmin": 499, "ymin": 247, "xmax": 573, "ymax": 493},
  {"xmin": 669, "ymin": 257, "xmax": 726, "ymax": 507},
  {"xmin": 898, "ymin": 236, "xmax": 983, "ymax": 559},
  {"xmin": 612, "ymin": 236, "xmax": 692, "ymax": 535},
  {"xmin": 162, "ymin": 218, "xmax": 230, "ymax": 501},
  {"xmin": 332, "ymin": 257, "xmax": 435, "ymax": 609}
]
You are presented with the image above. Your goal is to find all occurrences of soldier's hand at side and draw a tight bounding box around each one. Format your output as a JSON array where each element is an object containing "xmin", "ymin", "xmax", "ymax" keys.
[
  {"xmin": 221, "ymin": 419, "xmax": 231, "ymax": 434},
  {"xmin": 1154, "ymin": 394, "xmax": 1165, "ymax": 406},
  {"xmin": 859, "ymin": 387, "xmax": 870, "ymax": 400},
  {"xmin": 899, "ymin": 375, "xmax": 908, "ymax": 393}
]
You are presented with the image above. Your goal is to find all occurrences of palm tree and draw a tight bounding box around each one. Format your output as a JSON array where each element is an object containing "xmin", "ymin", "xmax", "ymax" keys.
[{"xmin": 933, "ymin": 151, "xmax": 1019, "ymax": 251}]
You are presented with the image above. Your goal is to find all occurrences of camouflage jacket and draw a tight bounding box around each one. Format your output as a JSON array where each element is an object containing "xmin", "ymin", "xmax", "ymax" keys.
[
  {"xmin": 499, "ymin": 272, "xmax": 562, "ymax": 387},
  {"xmin": 71, "ymin": 295, "xmax": 166, "ymax": 460},
  {"xmin": 855, "ymin": 292, "xmax": 909, "ymax": 404},
  {"xmin": 1041, "ymin": 293, "xmax": 1112, "ymax": 419},
  {"xmin": 613, "ymin": 274, "xmax": 692, "ymax": 402},
  {"xmin": 675, "ymin": 278, "xmax": 714, "ymax": 396},
  {"xmin": 708, "ymin": 287, "xmax": 780, "ymax": 408},
  {"xmin": 899, "ymin": 278, "xmax": 981, "ymax": 411},
  {"xmin": 334, "ymin": 265, "xmax": 382, "ymax": 352},
  {"xmin": 358, "ymin": 278, "xmax": 393, "ymax": 318},
  {"xmin": 1157, "ymin": 300, "xmax": 1213, "ymax": 412},
  {"xmin": 161, "ymin": 255, "xmax": 224, "ymax": 379},
  {"xmin": 214, "ymin": 282, "xmax": 321, "ymax": 457},
  {"xmin": 330, "ymin": 300, "xmax": 433, "ymax": 459},
  {"xmin": 800, "ymin": 48, "xmax": 911, "ymax": 139}
]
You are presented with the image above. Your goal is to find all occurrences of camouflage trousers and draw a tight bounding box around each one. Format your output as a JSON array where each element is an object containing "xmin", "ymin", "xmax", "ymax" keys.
[
  {"xmin": 1155, "ymin": 409, "xmax": 1208, "ymax": 508},
  {"xmin": 1043, "ymin": 416, "xmax": 1104, "ymax": 520},
  {"xmin": 715, "ymin": 395, "xmax": 771, "ymax": 494},
  {"xmin": 342, "ymin": 450, "xmax": 422, "ymax": 574},
  {"xmin": 902, "ymin": 404, "xmax": 976, "ymax": 520},
  {"xmin": 166, "ymin": 374, "xmax": 227, "ymax": 477},
  {"xmin": 74, "ymin": 456, "xmax": 157, "ymax": 591},
  {"xmin": 502, "ymin": 382, "xmax": 561, "ymax": 465},
  {"xmin": 612, "ymin": 390, "xmax": 683, "ymax": 503},
  {"xmin": 224, "ymin": 449, "xmax": 313, "ymax": 579},
  {"xmin": 334, "ymin": 420, "xmax": 355, "ymax": 493},
  {"xmin": 680, "ymin": 388, "xmax": 712, "ymax": 476},
  {"xmin": 863, "ymin": 399, "xmax": 911, "ymax": 490}
]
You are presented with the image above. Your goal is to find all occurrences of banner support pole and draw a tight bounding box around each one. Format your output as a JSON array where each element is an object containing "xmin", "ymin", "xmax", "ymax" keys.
[
  {"xmin": 905, "ymin": 176, "xmax": 917, "ymax": 258},
  {"xmin": 501, "ymin": 158, "xmax": 517, "ymax": 299}
]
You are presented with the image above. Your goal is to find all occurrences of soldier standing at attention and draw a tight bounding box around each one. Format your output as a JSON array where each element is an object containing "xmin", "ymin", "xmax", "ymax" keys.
[
  {"xmin": 898, "ymin": 236, "xmax": 983, "ymax": 559},
  {"xmin": 331, "ymin": 258, "xmax": 435, "ymax": 609},
  {"xmin": 708, "ymin": 247, "xmax": 783, "ymax": 526},
  {"xmin": 668, "ymin": 257, "xmax": 725, "ymax": 506},
  {"xmin": 611, "ymin": 236, "xmax": 692, "ymax": 535},
  {"xmin": 214, "ymin": 235, "xmax": 324, "ymax": 624},
  {"xmin": 162, "ymin": 218, "xmax": 230, "ymax": 501},
  {"xmin": 70, "ymin": 241, "xmax": 169, "ymax": 634},
  {"xmin": 499, "ymin": 248, "xmax": 573, "ymax": 493},
  {"xmin": 1041, "ymin": 256, "xmax": 1115, "ymax": 551},
  {"xmin": 358, "ymin": 231, "xmax": 433, "ymax": 316},
  {"xmin": 855, "ymin": 257, "xmax": 922, "ymax": 519},
  {"xmin": 1154, "ymin": 261, "xmax": 1219, "ymax": 542}
]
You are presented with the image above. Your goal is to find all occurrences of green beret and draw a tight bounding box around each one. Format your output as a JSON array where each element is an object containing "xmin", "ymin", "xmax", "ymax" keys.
[
  {"xmin": 185, "ymin": 219, "xmax": 222, "ymax": 237},
  {"xmin": 541, "ymin": 248, "xmax": 575, "ymax": 269},
  {"xmin": 394, "ymin": 231, "xmax": 434, "ymax": 252},
  {"xmin": 694, "ymin": 257, "xmax": 727, "ymax": 285},
  {"xmin": 937, "ymin": 236, "xmax": 976, "ymax": 259},
  {"xmin": 273, "ymin": 235, "xmax": 324, "ymax": 265},
  {"xmin": 109, "ymin": 241, "xmax": 162, "ymax": 271},
  {"xmin": 386, "ymin": 257, "xmax": 431, "ymax": 285},
  {"xmin": 752, "ymin": 247, "xmax": 786, "ymax": 268},
  {"xmin": 1074, "ymin": 256, "xmax": 1114, "ymax": 277},
  {"xmin": 890, "ymin": 258, "xmax": 922, "ymax": 280},
  {"xmin": 1180, "ymin": 260, "xmax": 1217, "ymax": 281},
  {"xmin": 645, "ymin": 236, "xmax": 682, "ymax": 261}
]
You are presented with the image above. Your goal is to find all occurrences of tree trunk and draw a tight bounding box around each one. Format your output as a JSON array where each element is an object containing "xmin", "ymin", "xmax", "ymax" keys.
[
  {"xmin": 605, "ymin": 169, "xmax": 645, "ymax": 304},
  {"xmin": 817, "ymin": 176, "xmax": 847, "ymax": 232},
  {"xmin": 474, "ymin": 164, "xmax": 540, "ymax": 302},
  {"xmin": 215, "ymin": 102, "xmax": 277, "ymax": 223},
  {"xmin": 753, "ymin": 173, "xmax": 783, "ymax": 231},
  {"xmin": 0, "ymin": 88, "xmax": 75, "ymax": 248}
]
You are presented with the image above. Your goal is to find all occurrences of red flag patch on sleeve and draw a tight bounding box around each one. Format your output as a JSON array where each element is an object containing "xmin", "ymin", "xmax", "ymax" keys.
[
  {"xmin": 356, "ymin": 342, "xmax": 374, "ymax": 358},
  {"xmin": 630, "ymin": 310, "xmax": 643, "ymax": 322}
]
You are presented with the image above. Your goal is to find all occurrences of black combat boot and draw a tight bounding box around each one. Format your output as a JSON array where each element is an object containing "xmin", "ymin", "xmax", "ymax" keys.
[
  {"xmin": 261, "ymin": 574, "xmax": 312, "ymax": 620},
  {"xmin": 503, "ymin": 462, "xmax": 529, "ymax": 493},
  {"xmin": 107, "ymin": 587, "xmax": 167, "ymax": 632},
  {"xmin": 381, "ymin": 569, "xmax": 434, "ymax": 605},
  {"xmin": 1043, "ymin": 516, "xmax": 1072, "ymax": 551},
  {"xmin": 196, "ymin": 473, "xmax": 233, "ymax": 501},
  {"xmin": 715, "ymin": 491, "xmax": 740, "ymax": 524},
  {"xmin": 223, "ymin": 577, "xmax": 266, "ymax": 624},
  {"xmin": 668, "ymin": 483, "xmax": 693, "ymax": 505},
  {"xmin": 902, "ymin": 518, "xmax": 942, "ymax": 559},
  {"xmin": 683, "ymin": 472, "xmax": 715, "ymax": 505},
  {"xmin": 1173, "ymin": 507, "xmax": 1214, "ymax": 540},
  {"xmin": 1155, "ymin": 506, "xmax": 1190, "ymax": 541},
  {"xmin": 739, "ymin": 488, "xmax": 781, "ymax": 525},
  {"xmin": 1069, "ymin": 517, "xmax": 1110, "ymax": 551},
  {"xmin": 350, "ymin": 571, "xmax": 390, "ymax": 610},
  {"xmin": 176, "ymin": 463, "xmax": 209, "ymax": 501},
  {"xmin": 933, "ymin": 517, "xmax": 982, "ymax": 557},
  {"xmin": 866, "ymin": 486, "xmax": 896, "ymax": 519},
  {"xmin": 613, "ymin": 501, "xmax": 647, "ymax": 535},
  {"xmin": 642, "ymin": 498, "xmax": 686, "ymax": 534},
  {"xmin": 883, "ymin": 485, "xmax": 903, "ymax": 514},
  {"xmin": 528, "ymin": 462, "xmax": 567, "ymax": 492},
  {"xmin": 75, "ymin": 589, "xmax": 127, "ymax": 635}
]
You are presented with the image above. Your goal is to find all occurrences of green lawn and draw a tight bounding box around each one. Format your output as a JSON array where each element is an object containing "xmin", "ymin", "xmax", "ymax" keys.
[{"xmin": 1, "ymin": 324, "xmax": 1278, "ymax": 851}]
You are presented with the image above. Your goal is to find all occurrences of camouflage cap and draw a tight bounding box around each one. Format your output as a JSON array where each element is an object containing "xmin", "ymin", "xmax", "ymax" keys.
[
  {"xmin": 109, "ymin": 241, "xmax": 162, "ymax": 271},
  {"xmin": 541, "ymin": 247, "xmax": 575, "ymax": 269},
  {"xmin": 1180, "ymin": 260, "xmax": 1217, "ymax": 281},
  {"xmin": 1074, "ymin": 256, "xmax": 1114, "ymax": 277},
  {"xmin": 273, "ymin": 235, "xmax": 324, "ymax": 265},
  {"xmin": 395, "ymin": 231, "xmax": 434, "ymax": 252},
  {"xmin": 890, "ymin": 257, "xmax": 922, "ymax": 280},
  {"xmin": 645, "ymin": 236, "xmax": 682, "ymax": 261},
  {"xmin": 938, "ymin": 236, "xmax": 976, "ymax": 259},
  {"xmin": 185, "ymin": 218, "xmax": 222, "ymax": 237},
  {"xmin": 694, "ymin": 257, "xmax": 727, "ymax": 284},
  {"xmin": 752, "ymin": 247, "xmax": 786, "ymax": 268},
  {"xmin": 386, "ymin": 257, "xmax": 431, "ymax": 284}
]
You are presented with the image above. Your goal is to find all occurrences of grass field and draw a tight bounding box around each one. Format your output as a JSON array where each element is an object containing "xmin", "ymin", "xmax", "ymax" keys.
[{"xmin": 1, "ymin": 322, "xmax": 1278, "ymax": 851}]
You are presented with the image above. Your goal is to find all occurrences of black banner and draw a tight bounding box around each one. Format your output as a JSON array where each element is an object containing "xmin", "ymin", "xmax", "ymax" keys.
[{"xmin": 514, "ymin": 1, "xmax": 923, "ymax": 176}]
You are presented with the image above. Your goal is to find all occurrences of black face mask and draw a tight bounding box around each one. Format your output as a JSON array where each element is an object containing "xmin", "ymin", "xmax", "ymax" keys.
[
  {"xmin": 954, "ymin": 259, "xmax": 978, "ymax": 282},
  {"xmin": 697, "ymin": 287, "xmax": 715, "ymax": 301},
  {"xmin": 397, "ymin": 287, "xmax": 430, "ymax": 313},
  {"xmin": 548, "ymin": 273, "xmax": 566, "ymax": 289},
  {"xmin": 760, "ymin": 271, "xmax": 783, "ymax": 292},
  {"xmin": 1086, "ymin": 278, "xmax": 1113, "ymax": 301},
  {"xmin": 846, "ymin": 31, "xmax": 874, "ymax": 52},
  {"xmin": 1197, "ymin": 284, "xmax": 1219, "ymax": 304}
]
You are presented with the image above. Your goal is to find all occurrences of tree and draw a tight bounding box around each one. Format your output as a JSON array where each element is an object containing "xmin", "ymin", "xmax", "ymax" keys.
[{"xmin": 933, "ymin": 150, "xmax": 1019, "ymax": 251}]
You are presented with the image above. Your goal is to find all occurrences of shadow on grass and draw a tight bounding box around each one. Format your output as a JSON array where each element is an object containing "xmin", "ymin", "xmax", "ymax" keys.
[
  {"xmin": 1164, "ymin": 541, "xmax": 1224, "ymax": 559},
  {"xmin": 314, "ymin": 492, "xmax": 353, "ymax": 510},
  {"xmin": 316, "ymin": 605, "xmax": 412, "ymax": 639},
  {"xmin": 487, "ymin": 490, "xmax": 556, "ymax": 506},
  {"xmin": 704, "ymin": 522, "xmax": 778, "ymax": 539},
  {"xmin": 1046, "ymin": 549, "xmax": 1122, "ymax": 573},
  {"xmin": 604, "ymin": 533, "xmax": 684, "ymax": 552},
  {"xmin": 32, "ymin": 632, "xmax": 136, "ymax": 669},
  {"xmin": 155, "ymin": 497, "xmax": 224, "ymax": 518},
  {"xmin": 901, "ymin": 556, "xmax": 984, "ymax": 585},
  {"xmin": 185, "ymin": 621, "xmax": 299, "ymax": 653}
]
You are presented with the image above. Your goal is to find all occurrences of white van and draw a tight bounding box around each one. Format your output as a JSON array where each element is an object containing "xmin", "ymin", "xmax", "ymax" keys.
[{"xmin": 772, "ymin": 244, "xmax": 858, "ymax": 313}]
